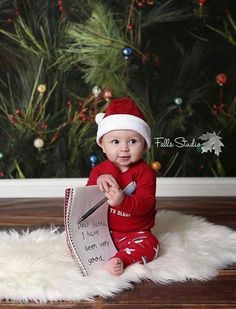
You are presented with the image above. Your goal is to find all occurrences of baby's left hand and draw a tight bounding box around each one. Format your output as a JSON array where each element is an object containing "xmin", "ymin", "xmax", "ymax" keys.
[{"xmin": 105, "ymin": 186, "xmax": 124, "ymax": 207}]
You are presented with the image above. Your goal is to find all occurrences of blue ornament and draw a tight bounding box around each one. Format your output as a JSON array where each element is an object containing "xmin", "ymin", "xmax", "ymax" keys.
[
  {"xmin": 89, "ymin": 155, "xmax": 97, "ymax": 166},
  {"xmin": 122, "ymin": 47, "xmax": 133, "ymax": 59}
]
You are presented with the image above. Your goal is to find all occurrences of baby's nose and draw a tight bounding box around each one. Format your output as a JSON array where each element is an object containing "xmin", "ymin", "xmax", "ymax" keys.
[{"xmin": 120, "ymin": 143, "xmax": 129, "ymax": 151}]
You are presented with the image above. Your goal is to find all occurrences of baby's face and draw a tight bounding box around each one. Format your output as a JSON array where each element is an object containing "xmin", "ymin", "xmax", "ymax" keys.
[{"xmin": 100, "ymin": 130, "xmax": 146, "ymax": 172}]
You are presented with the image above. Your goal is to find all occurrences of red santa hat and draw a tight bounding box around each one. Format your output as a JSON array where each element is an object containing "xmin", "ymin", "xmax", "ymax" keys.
[{"xmin": 95, "ymin": 97, "xmax": 151, "ymax": 149}]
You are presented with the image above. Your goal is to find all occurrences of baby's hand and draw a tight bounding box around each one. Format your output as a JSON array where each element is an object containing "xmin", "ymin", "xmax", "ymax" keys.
[
  {"xmin": 97, "ymin": 174, "xmax": 119, "ymax": 192},
  {"xmin": 105, "ymin": 186, "xmax": 124, "ymax": 207}
]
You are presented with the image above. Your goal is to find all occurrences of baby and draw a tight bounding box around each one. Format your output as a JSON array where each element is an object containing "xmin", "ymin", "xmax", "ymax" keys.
[{"xmin": 87, "ymin": 97, "xmax": 159, "ymax": 275}]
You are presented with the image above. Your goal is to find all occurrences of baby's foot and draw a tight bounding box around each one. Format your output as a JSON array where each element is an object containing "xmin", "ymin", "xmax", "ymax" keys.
[{"xmin": 105, "ymin": 257, "xmax": 124, "ymax": 276}]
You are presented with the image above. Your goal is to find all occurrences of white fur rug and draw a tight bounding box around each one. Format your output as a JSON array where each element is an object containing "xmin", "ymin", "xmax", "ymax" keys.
[{"xmin": 0, "ymin": 210, "xmax": 236, "ymax": 303}]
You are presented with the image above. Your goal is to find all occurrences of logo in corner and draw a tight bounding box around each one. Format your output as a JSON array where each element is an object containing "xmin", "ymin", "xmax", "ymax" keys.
[{"xmin": 198, "ymin": 131, "xmax": 224, "ymax": 156}]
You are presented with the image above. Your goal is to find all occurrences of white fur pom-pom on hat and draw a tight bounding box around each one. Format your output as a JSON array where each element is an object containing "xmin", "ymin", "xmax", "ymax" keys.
[
  {"xmin": 95, "ymin": 98, "xmax": 151, "ymax": 149},
  {"xmin": 95, "ymin": 113, "xmax": 105, "ymax": 125}
]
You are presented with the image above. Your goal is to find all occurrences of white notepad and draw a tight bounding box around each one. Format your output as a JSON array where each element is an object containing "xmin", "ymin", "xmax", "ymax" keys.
[{"xmin": 64, "ymin": 185, "xmax": 117, "ymax": 276}]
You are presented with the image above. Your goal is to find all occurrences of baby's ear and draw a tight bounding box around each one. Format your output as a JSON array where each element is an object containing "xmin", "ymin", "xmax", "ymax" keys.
[
  {"xmin": 143, "ymin": 141, "xmax": 148, "ymax": 152},
  {"xmin": 99, "ymin": 138, "xmax": 106, "ymax": 153}
]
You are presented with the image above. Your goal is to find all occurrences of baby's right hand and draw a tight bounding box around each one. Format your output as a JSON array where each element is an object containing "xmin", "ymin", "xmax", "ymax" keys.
[{"xmin": 97, "ymin": 174, "xmax": 119, "ymax": 192}]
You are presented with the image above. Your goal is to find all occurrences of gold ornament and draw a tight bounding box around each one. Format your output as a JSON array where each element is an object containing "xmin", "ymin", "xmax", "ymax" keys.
[
  {"xmin": 37, "ymin": 84, "xmax": 46, "ymax": 94},
  {"xmin": 151, "ymin": 161, "xmax": 161, "ymax": 171}
]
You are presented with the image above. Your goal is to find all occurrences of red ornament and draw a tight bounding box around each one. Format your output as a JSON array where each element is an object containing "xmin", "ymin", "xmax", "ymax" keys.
[
  {"xmin": 127, "ymin": 23, "xmax": 135, "ymax": 31},
  {"xmin": 216, "ymin": 73, "xmax": 227, "ymax": 86},
  {"xmin": 0, "ymin": 171, "xmax": 4, "ymax": 177},
  {"xmin": 9, "ymin": 114, "xmax": 14, "ymax": 125},
  {"xmin": 7, "ymin": 17, "xmax": 13, "ymax": 24},
  {"xmin": 58, "ymin": 0, "xmax": 63, "ymax": 10},
  {"xmin": 198, "ymin": 164, "xmax": 204, "ymax": 171},
  {"xmin": 103, "ymin": 89, "xmax": 112, "ymax": 101},
  {"xmin": 135, "ymin": 0, "xmax": 145, "ymax": 9},
  {"xmin": 198, "ymin": 0, "xmax": 207, "ymax": 6},
  {"xmin": 41, "ymin": 122, "xmax": 48, "ymax": 129},
  {"xmin": 211, "ymin": 104, "xmax": 219, "ymax": 116},
  {"xmin": 146, "ymin": 0, "xmax": 156, "ymax": 5},
  {"xmin": 211, "ymin": 103, "xmax": 229, "ymax": 117},
  {"xmin": 15, "ymin": 5, "xmax": 20, "ymax": 17},
  {"xmin": 15, "ymin": 108, "xmax": 21, "ymax": 115},
  {"xmin": 89, "ymin": 115, "xmax": 95, "ymax": 123},
  {"xmin": 219, "ymin": 103, "xmax": 225, "ymax": 110},
  {"xmin": 78, "ymin": 101, "xmax": 84, "ymax": 109},
  {"xmin": 79, "ymin": 110, "xmax": 87, "ymax": 122},
  {"xmin": 67, "ymin": 100, "xmax": 72, "ymax": 108}
]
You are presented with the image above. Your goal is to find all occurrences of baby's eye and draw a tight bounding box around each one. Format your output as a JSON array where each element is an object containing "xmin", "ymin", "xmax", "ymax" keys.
[
  {"xmin": 129, "ymin": 139, "xmax": 137, "ymax": 144},
  {"xmin": 111, "ymin": 139, "xmax": 119, "ymax": 144}
]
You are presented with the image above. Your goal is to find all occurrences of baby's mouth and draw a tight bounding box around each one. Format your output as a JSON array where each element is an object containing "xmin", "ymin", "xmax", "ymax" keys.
[{"xmin": 118, "ymin": 156, "xmax": 130, "ymax": 160}]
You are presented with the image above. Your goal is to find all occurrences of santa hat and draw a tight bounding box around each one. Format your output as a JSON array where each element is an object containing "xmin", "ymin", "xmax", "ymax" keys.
[{"xmin": 95, "ymin": 98, "xmax": 151, "ymax": 149}]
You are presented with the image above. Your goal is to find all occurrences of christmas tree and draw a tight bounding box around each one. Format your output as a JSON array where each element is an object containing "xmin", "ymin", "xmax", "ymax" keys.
[{"xmin": 0, "ymin": 0, "xmax": 235, "ymax": 178}]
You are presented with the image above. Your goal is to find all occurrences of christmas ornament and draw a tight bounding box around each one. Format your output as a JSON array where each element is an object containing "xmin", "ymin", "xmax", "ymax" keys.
[
  {"xmin": 92, "ymin": 86, "xmax": 102, "ymax": 97},
  {"xmin": 33, "ymin": 138, "xmax": 44, "ymax": 149},
  {"xmin": 211, "ymin": 103, "xmax": 229, "ymax": 117},
  {"xmin": 198, "ymin": 164, "xmax": 204, "ymax": 171},
  {"xmin": 127, "ymin": 23, "xmax": 135, "ymax": 31},
  {"xmin": 216, "ymin": 73, "xmax": 227, "ymax": 86},
  {"xmin": 135, "ymin": 0, "xmax": 145, "ymax": 9},
  {"xmin": 174, "ymin": 97, "xmax": 183, "ymax": 106},
  {"xmin": 37, "ymin": 84, "xmax": 46, "ymax": 94},
  {"xmin": 197, "ymin": 0, "xmax": 207, "ymax": 18},
  {"xmin": 0, "ymin": 171, "xmax": 4, "ymax": 177},
  {"xmin": 211, "ymin": 104, "xmax": 218, "ymax": 116},
  {"xmin": 198, "ymin": 0, "xmax": 207, "ymax": 6},
  {"xmin": 41, "ymin": 122, "xmax": 48, "ymax": 129},
  {"xmin": 103, "ymin": 89, "xmax": 112, "ymax": 101},
  {"xmin": 79, "ymin": 111, "xmax": 86, "ymax": 122},
  {"xmin": 122, "ymin": 47, "xmax": 133, "ymax": 59},
  {"xmin": 58, "ymin": 0, "xmax": 63, "ymax": 10},
  {"xmin": 15, "ymin": 4, "xmax": 20, "ymax": 16},
  {"xmin": 213, "ymin": 73, "xmax": 229, "ymax": 117},
  {"xmin": 89, "ymin": 115, "xmax": 95, "ymax": 123},
  {"xmin": 0, "ymin": 152, "xmax": 3, "ymax": 159},
  {"xmin": 7, "ymin": 17, "xmax": 13, "ymax": 24},
  {"xmin": 57, "ymin": 0, "xmax": 65, "ymax": 17},
  {"xmin": 15, "ymin": 109, "xmax": 21, "ymax": 115},
  {"xmin": 9, "ymin": 114, "xmax": 14, "ymax": 125},
  {"xmin": 89, "ymin": 155, "xmax": 97, "ymax": 167},
  {"xmin": 151, "ymin": 161, "xmax": 161, "ymax": 172},
  {"xmin": 78, "ymin": 101, "xmax": 84, "ymax": 108},
  {"xmin": 67, "ymin": 100, "xmax": 72, "ymax": 108},
  {"xmin": 146, "ymin": 0, "xmax": 156, "ymax": 5}
]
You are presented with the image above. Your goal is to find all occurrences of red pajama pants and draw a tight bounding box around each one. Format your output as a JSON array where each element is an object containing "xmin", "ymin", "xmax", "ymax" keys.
[{"xmin": 111, "ymin": 231, "xmax": 159, "ymax": 268}]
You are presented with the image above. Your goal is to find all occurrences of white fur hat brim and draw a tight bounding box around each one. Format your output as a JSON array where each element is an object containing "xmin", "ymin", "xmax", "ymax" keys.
[{"xmin": 96, "ymin": 113, "xmax": 151, "ymax": 149}]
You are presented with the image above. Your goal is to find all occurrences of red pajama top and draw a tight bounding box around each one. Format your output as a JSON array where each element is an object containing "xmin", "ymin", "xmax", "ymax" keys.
[{"xmin": 87, "ymin": 159, "xmax": 157, "ymax": 234}]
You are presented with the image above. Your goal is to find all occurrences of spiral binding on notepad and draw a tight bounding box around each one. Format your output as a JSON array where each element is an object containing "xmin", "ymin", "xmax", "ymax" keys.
[{"xmin": 64, "ymin": 188, "xmax": 88, "ymax": 276}]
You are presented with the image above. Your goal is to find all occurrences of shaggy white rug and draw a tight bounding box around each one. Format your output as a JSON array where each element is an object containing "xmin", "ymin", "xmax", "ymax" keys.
[{"xmin": 0, "ymin": 209, "xmax": 236, "ymax": 303}]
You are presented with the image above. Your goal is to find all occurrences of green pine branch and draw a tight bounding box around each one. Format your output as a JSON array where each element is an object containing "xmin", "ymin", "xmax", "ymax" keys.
[
  {"xmin": 59, "ymin": 3, "xmax": 142, "ymax": 95},
  {"xmin": 206, "ymin": 14, "xmax": 236, "ymax": 47},
  {"xmin": 142, "ymin": 0, "xmax": 193, "ymax": 28}
]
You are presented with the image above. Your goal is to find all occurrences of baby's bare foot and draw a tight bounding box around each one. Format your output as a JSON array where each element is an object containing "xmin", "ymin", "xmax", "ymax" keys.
[{"xmin": 105, "ymin": 257, "xmax": 124, "ymax": 276}]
